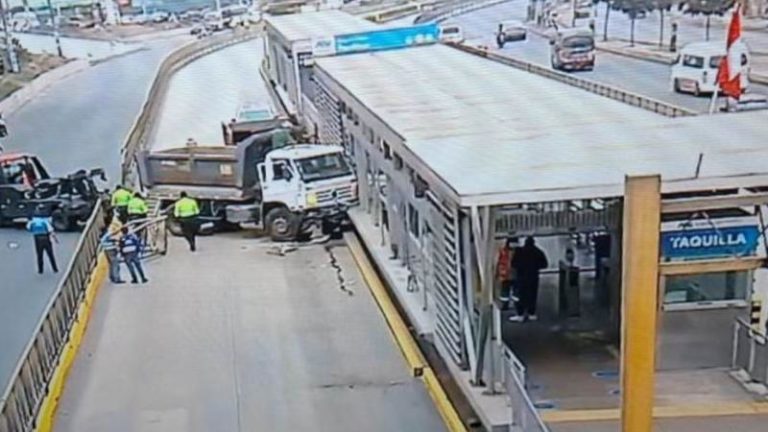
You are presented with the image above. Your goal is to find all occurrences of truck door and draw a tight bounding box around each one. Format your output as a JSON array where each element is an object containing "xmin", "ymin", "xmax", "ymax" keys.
[{"xmin": 264, "ymin": 158, "xmax": 298, "ymax": 207}]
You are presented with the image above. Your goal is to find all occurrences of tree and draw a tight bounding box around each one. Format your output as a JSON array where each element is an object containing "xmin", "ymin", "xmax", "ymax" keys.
[
  {"xmin": 598, "ymin": 0, "xmax": 612, "ymax": 41},
  {"xmin": 651, "ymin": 0, "xmax": 679, "ymax": 47},
  {"xmin": 681, "ymin": 0, "xmax": 736, "ymax": 40},
  {"xmin": 612, "ymin": 0, "xmax": 653, "ymax": 46}
]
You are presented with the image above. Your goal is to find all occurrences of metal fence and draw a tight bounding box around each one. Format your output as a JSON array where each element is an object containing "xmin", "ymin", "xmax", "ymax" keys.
[
  {"xmin": 501, "ymin": 346, "xmax": 550, "ymax": 432},
  {"xmin": 454, "ymin": 44, "xmax": 696, "ymax": 118},
  {"xmin": 732, "ymin": 318, "xmax": 768, "ymax": 385},
  {"xmin": 0, "ymin": 202, "xmax": 107, "ymax": 432}
]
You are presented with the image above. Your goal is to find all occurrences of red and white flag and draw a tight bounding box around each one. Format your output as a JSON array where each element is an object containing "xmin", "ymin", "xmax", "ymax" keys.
[{"xmin": 717, "ymin": 6, "xmax": 743, "ymax": 100}]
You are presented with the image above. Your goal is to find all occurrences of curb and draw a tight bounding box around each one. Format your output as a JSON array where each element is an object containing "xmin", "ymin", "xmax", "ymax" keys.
[
  {"xmin": 88, "ymin": 44, "xmax": 150, "ymax": 66},
  {"xmin": 346, "ymin": 233, "xmax": 468, "ymax": 432},
  {"xmin": 0, "ymin": 59, "xmax": 90, "ymax": 115},
  {"xmin": 34, "ymin": 255, "xmax": 108, "ymax": 432}
]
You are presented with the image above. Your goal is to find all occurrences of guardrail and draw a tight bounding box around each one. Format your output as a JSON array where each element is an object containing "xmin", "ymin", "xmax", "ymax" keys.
[
  {"xmin": 501, "ymin": 346, "xmax": 550, "ymax": 432},
  {"xmin": 0, "ymin": 202, "xmax": 107, "ymax": 432},
  {"xmin": 362, "ymin": 0, "xmax": 439, "ymax": 22},
  {"xmin": 121, "ymin": 28, "xmax": 263, "ymax": 187},
  {"xmin": 415, "ymin": 0, "xmax": 510, "ymax": 23},
  {"xmin": 454, "ymin": 43, "xmax": 696, "ymax": 118},
  {"xmin": 732, "ymin": 318, "xmax": 768, "ymax": 385}
]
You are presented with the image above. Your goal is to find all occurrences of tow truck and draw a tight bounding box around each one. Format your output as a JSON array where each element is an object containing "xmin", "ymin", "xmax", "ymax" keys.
[{"xmin": 0, "ymin": 152, "xmax": 108, "ymax": 230}]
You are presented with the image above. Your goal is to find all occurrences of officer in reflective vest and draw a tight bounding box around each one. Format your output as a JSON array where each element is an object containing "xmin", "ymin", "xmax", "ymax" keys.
[
  {"xmin": 26, "ymin": 207, "xmax": 59, "ymax": 274},
  {"xmin": 111, "ymin": 185, "xmax": 132, "ymax": 223},
  {"xmin": 127, "ymin": 192, "xmax": 148, "ymax": 223},
  {"xmin": 174, "ymin": 191, "xmax": 200, "ymax": 251}
]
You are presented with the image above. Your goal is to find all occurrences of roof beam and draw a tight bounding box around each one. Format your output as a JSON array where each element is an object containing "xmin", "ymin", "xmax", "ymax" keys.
[{"xmin": 661, "ymin": 193, "xmax": 768, "ymax": 214}]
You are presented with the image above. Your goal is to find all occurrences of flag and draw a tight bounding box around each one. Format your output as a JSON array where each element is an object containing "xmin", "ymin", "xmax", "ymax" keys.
[{"xmin": 717, "ymin": 6, "xmax": 743, "ymax": 100}]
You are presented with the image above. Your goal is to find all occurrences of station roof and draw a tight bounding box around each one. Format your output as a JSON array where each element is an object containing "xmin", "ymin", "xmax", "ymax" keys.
[{"xmin": 265, "ymin": 10, "xmax": 381, "ymax": 44}]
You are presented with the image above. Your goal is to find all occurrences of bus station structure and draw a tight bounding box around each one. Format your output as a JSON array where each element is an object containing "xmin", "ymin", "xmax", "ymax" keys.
[{"xmin": 265, "ymin": 10, "xmax": 768, "ymax": 431}]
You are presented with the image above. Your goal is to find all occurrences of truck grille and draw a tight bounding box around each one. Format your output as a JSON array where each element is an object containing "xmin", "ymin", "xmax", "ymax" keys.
[{"xmin": 316, "ymin": 184, "xmax": 356, "ymax": 205}]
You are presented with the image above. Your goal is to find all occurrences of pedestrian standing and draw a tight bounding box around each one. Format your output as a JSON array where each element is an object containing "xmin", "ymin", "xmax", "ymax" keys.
[
  {"xmin": 174, "ymin": 191, "xmax": 200, "ymax": 252},
  {"xmin": 111, "ymin": 185, "xmax": 132, "ymax": 224},
  {"xmin": 100, "ymin": 228, "xmax": 124, "ymax": 284},
  {"xmin": 496, "ymin": 237, "xmax": 519, "ymax": 311},
  {"xmin": 509, "ymin": 236, "xmax": 548, "ymax": 322},
  {"xmin": 26, "ymin": 208, "xmax": 59, "ymax": 274},
  {"xmin": 119, "ymin": 227, "xmax": 148, "ymax": 284}
]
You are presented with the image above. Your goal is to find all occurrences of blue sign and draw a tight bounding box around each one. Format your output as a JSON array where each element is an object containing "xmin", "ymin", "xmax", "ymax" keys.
[
  {"xmin": 661, "ymin": 225, "xmax": 761, "ymax": 261},
  {"xmin": 334, "ymin": 24, "xmax": 440, "ymax": 56}
]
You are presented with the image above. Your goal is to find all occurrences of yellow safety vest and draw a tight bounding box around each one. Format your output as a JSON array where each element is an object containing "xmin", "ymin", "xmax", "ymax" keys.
[
  {"xmin": 111, "ymin": 189, "xmax": 132, "ymax": 207},
  {"xmin": 174, "ymin": 197, "xmax": 200, "ymax": 218},
  {"xmin": 127, "ymin": 197, "xmax": 148, "ymax": 215}
]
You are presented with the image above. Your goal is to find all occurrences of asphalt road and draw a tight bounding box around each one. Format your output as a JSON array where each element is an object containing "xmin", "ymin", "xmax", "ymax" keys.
[
  {"xmin": 445, "ymin": 1, "xmax": 768, "ymax": 113},
  {"xmin": 152, "ymin": 39, "xmax": 272, "ymax": 150},
  {"xmin": 55, "ymin": 237, "xmax": 446, "ymax": 432},
  {"xmin": 0, "ymin": 35, "xmax": 189, "ymax": 391}
]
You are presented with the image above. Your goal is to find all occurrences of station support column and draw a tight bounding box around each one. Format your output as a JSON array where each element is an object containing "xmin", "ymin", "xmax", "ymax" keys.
[{"xmin": 620, "ymin": 175, "xmax": 661, "ymax": 432}]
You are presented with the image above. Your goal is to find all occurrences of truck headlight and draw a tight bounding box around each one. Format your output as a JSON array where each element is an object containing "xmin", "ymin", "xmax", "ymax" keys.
[{"xmin": 306, "ymin": 192, "xmax": 318, "ymax": 207}]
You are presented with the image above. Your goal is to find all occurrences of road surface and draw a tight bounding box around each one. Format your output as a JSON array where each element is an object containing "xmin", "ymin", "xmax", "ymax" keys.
[
  {"xmin": 0, "ymin": 35, "xmax": 189, "ymax": 391},
  {"xmin": 55, "ymin": 236, "xmax": 447, "ymax": 432},
  {"xmin": 152, "ymin": 39, "xmax": 272, "ymax": 150},
  {"xmin": 445, "ymin": 0, "xmax": 768, "ymax": 113}
]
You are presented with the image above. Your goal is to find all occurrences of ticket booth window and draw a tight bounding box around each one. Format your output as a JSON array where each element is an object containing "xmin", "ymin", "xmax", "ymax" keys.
[{"xmin": 663, "ymin": 271, "xmax": 751, "ymax": 306}]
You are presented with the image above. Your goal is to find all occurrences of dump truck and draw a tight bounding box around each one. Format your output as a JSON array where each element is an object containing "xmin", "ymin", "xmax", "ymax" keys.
[{"xmin": 136, "ymin": 127, "xmax": 358, "ymax": 241}]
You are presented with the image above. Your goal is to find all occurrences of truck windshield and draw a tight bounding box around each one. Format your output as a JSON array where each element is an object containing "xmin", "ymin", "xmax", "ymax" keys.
[{"xmin": 296, "ymin": 153, "xmax": 352, "ymax": 182}]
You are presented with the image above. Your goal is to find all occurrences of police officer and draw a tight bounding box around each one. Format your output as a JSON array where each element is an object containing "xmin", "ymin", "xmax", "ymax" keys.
[
  {"xmin": 174, "ymin": 191, "xmax": 200, "ymax": 251},
  {"xmin": 127, "ymin": 192, "xmax": 148, "ymax": 223},
  {"xmin": 111, "ymin": 185, "xmax": 132, "ymax": 223},
  {"xmin": 26, "ymin": 207, "xmax": 59, "ymax": 274}
]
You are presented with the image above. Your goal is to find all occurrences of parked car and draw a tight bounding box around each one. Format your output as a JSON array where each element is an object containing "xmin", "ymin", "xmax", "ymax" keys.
[
  {"xmin": 550, "ymin": 28, "xmax": 595, "ymax": 71},
  {"xmin": 439, "ymin": 24, "xmax": 464, "ymax": 44},
  {"xmin": 65, "ymin": 15, "xmax": 97, "ymax": 29},
  {"xmin": 150, "ymin": 11, "xmax": 171, "ymax": 23},
  {"xmin": 496, "ymin": 20, "xmax": 526, "ymax": 48},
  {"xmin": 671, "ymin": 41, "xmax": 750, "ymax": 96}
]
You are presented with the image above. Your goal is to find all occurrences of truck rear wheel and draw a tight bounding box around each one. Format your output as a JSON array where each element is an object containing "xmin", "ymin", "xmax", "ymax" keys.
[
  {"xmin": 51, "ymin": 209, "xmax": 72, "ymax": 232},
  {"xmin": 266, "ymin": 207, "xmax": 299, "ymax": 242}
]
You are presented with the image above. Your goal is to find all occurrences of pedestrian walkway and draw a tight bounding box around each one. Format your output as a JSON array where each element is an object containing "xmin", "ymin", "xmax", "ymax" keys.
[
  {"xmin": 54, "ymin": 235, "xmax": 446, "ymax": 432},
  {"xmin": 549, "ymin": 414, "xmax": 768, "ymax": 432}
]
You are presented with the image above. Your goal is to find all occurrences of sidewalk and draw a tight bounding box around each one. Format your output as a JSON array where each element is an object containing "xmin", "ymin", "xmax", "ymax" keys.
[{"xmin": 548, "ymin": 3, "xmax": 768, "ymax": 85}]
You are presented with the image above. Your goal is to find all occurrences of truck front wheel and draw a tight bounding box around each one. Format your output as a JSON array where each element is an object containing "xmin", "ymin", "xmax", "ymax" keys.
[
  {"xmin": 266, "ymin": 208, "xmax": 299, "ymax": 242},
  {"xmin": 51, "ymin": 209, "xmax": 72, "ymax": 232}
]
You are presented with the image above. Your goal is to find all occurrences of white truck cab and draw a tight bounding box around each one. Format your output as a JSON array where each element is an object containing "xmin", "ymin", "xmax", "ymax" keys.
[
  {"xmin": 257, "ymin": 145, "xmax": 358, "ymax": 240},
  {"xmin": 671, "ymin": 41, "xmax": 751, "ymax": 95}
]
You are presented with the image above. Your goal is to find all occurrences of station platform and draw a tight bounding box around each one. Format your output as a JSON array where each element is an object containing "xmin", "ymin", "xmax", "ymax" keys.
[{"xmin": 54, "ymin": 234, "xmax": 446, "ymax": 432}]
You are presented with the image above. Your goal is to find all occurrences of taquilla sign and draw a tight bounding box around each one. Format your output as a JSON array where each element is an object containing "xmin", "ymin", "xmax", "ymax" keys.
[{"xmin": 661, "ymin": 217, "xmax": 761, "ymax": 261}]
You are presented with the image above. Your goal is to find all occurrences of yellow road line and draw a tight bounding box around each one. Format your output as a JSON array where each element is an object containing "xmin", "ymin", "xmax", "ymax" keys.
[
  {"xmin": 35, "ymin": 254, "xmax": 108, "ymax": 432},
  {"xmin": 541, "ymin": 402, "xmax": 768, "ymax": 423},
  {"xmin": 347, "ymin": 234, "xmax": 468, "ymax": 432}
]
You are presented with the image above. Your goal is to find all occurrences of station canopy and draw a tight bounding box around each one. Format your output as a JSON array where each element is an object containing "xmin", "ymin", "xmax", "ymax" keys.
[
  {"xmin": 314, "ymin": 44, "xmax": 768, "ymax": 207},
  {"xmin": 265, "ymin": 10, "xmax": 382, "ymax": 43}
]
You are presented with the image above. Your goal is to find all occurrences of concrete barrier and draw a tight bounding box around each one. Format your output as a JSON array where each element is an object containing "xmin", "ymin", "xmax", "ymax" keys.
[{"xmin": 454, "ymin": 43, "xmax": 696, "ymax": 118}]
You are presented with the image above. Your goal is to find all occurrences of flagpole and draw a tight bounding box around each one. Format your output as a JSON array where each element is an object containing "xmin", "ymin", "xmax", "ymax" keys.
[{"xmin": 708, "ymin": 84, "xmax": 720, "ymax": 114}]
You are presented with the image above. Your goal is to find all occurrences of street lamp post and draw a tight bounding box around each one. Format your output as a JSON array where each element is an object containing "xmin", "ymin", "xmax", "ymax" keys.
[
  {"xmin": 45, "ymin": 0, "xmax": 63, "ymax": 57},
  {"xmin": 0, "ymin": 0, "xmax": 19, "ymax": 73}
]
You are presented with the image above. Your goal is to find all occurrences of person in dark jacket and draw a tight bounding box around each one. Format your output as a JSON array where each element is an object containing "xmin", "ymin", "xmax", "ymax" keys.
[
  {"xmin": 119, "ymin": 227, "xmax": 148, "ymax": 284},
  {"xmin": 510, "ymin": 236, "xmax": 548, "ymax": 322}
]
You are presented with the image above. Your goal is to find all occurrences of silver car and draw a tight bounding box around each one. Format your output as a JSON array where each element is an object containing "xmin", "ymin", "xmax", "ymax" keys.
[{"xmin": 496, "ymin": 20, "xmax": 527, "ymax": 48}]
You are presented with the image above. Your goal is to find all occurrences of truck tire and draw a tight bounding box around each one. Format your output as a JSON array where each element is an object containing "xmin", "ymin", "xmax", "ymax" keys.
[
  {"xmin": 266, "ymin": 207, "xmax": 299, "ymax": 242},
  {"xmin": 51, "ymin": 209, "xmax": 72, "ymax": 232}
]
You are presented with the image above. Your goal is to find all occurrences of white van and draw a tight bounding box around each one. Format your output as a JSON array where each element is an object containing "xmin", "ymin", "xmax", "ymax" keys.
[
  {"xmin": 671, "ymin": 41, "xmax": 750, "ymax": 95},
  {"xmin": 439, "ymin": 24, "xmax": 464, "ymax": 44}
]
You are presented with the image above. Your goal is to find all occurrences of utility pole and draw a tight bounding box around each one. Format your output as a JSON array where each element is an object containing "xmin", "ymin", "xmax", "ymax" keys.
[
  {"xmin": 45, "ymin": 0, "xmax": 63, "ymax": 57},
  {"xmin": 215, "ymin": 0, "xmax": 222, "ymax": 12},
  {"xmin": 0, "ymin": 0, "xmax": 19, "ymax": 73}
]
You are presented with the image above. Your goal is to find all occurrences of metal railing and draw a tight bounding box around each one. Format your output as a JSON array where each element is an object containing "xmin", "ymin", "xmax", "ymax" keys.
[
  {"xmin": 0, "ymin": 202, "xmax": 107, "ymax": 432},
  {"xmin": 415, "ymin": 0, "xmax": 510, "ymax": 23},
  {"xmin": 501, "ymin": 346, "xmax": 550, "ymax": 432},
  {"xmin": 732, "ymin": 318, "xmax": 768, "ymax": 385},
  {"xmin": 454, "ymin": 44, "xmax": 696, "ymax": 118}
]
